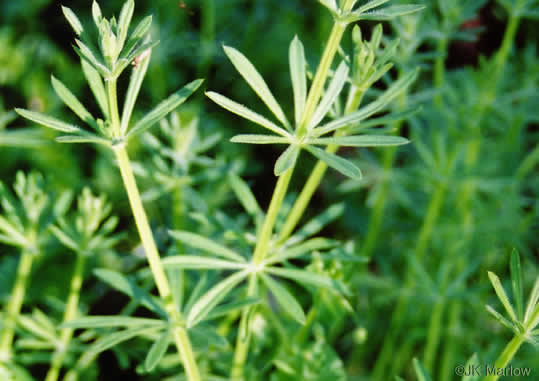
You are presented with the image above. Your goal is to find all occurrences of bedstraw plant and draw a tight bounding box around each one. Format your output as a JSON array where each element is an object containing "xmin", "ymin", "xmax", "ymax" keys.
[{"xmin": 1, "ymin": 0, "xmax": 537, "ymax": 380}]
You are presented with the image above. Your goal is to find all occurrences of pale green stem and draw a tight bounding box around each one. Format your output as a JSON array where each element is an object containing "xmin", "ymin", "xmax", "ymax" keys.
[
  {"xmin": 231, "ymin": 168, "xmax": 294, "ymax": 380},
  {"xmin": 45, "ymin": 253, "xmax": 86, "ymax": 381},
  {"xmin": 107, "ymin": 74, "xmax": 200, "ymax": 380},
  {"xmin": 0, "ymin": 250, "xmax": 34, "ymax": 364},
  {"xmin": 114, "ymin": 145, "xmax": 200, "ymax": 381},
  {"xmin": 482, "ymin": 335, "xmax": 526, "ymax": 381}
]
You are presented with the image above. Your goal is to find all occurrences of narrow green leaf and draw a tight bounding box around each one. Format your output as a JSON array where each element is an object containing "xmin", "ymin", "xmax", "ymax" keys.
[
  {"xmin": 205, "ymin": 297, "xmax": 261, "ymax": 321},
  {"xmin": 286, "ymin": 203, "xmax": 345, "ymax": 246},
  {"xmin": 55, "ymin": 134, "xmax": 110, "ymax": 146},
  {"xmin": 224, "ymin": 45, "xmax": 290, "ymax": 129},
  {"xmin": 488, "ymin": 271, "xmax": 518, "ymax": 323},
  {"xmin": 413, "ymin": 358, "xmax": 433, "ymax": 381},
  {"xmin": 121, "ymin": 48, "xmax": 152, "ymax": 134},
  {"xmin": 274, "ymin": 145, "xmax": 300, "ymax": 176},
  {"xmin": 168, "ymin": 230, "xmax": 245, "ymax": 263},
  {"xmin": 162, "ymin": 256, "xmax": 246, "ymax": 270},
  {"xmin": 74, "ymin": 39, "xmax": 110, "ymax": 77},
  {"xmin": 60, "ymin": 316, "xmax": 165, "ymax": 329},
  {"xmin": 49, "ymin": 225, "xmax": 79, "ymax": 252},
  {"xmin": 0, "ymin": 128, "xmax": 47, "ymax": 147},
  {"xmin": 51, "ymin": 75, "xmax": 97, "ymax": 130},
  {"xmin": 114, "ymin": 40, "xmax": 159, "ymax": 78},
  {"xmin": 92, "ymin": 1, "xmax": 102, "ymax": 27},
  {"xmin": 357, "ymin": 0, "xmax": 391, "ymax": 13},
  {"xmin": 15, "ymin": 109, "xmax": 81, "ymax": 133},
  {"xmin": 510, "ymin": 249, "xmax": 524, "ymax": 321},
  {"xmin": 486, "ymin": 305, "xmax": 517, "ymax": 332},
  {"xmin": 145, "ymin": 329, "xmax": 169, "ymax": 372},
  {"xmin": 94, "ymin": 269, "xmax": 166, "ymax": 317},
  {"xmin": 308, "ymin": 135, "xmax": 409, "ymax": 147},
  {"xmin": 462, "ymin": 354, "xmax": 481, "ymax": 381},
  {"xmin": 351, "ymin": 4, "xmax": 426, "ymax": 21},
  {"xmin": 228, "ymin": 174, "xmax": 263, "ymax": 217},
  {"xmin": 305, "ymin": 145, "xmax": 361, "ymax": 179},
  {"xmin": 187, "ymin": 270, "xmax": 248, "ymax": 328},
  {"xmin": 309, "ymin": 61, "xmax": 349, "ymax": 130},
  {"xmin": 318, "ymin": 0, "xmax": 338, "ymax": 12},
  {"xmin": 122, "ymin": 15, "xmax": 153, "ymax": 57},
  {"xmin": 117, "ymin": 0, "xmax": 134, "ymax": 52},
  {"xmin": 289, "ymin": 36, "xmax": 307, "ymax": 126},
  {"xmin": 524, "ymin": 277, "xmax": 539, "ymax": 324},
  {"xmin": 85, "ymin": 326, "xmax": 160, "ymax": 360},
  {"xmin": 0, "ymin": 216, "xmax": 28, "ymax": 247},
  {"xmin": 18, "ymin": 315, "xmax": 56, "ymax": 342},
  {"xmin": 230, "ymin": 134, "xmax": 290, "ymax": 145},
  {"xmin": 260, "ymin": 273, "xmax": 306, "ymax": 324},
  {"xmin": 314, "ymin": 69, "xmax": 418, "ymax": 136},
  {"xmin": 267, "ymin": 267, "xmax": 345, "ymax": 294},
  {"xmin": 62, "ymin": 6, "xmax": 84, "ymax": 36},
  {"xmin": 349, "ymin": 106, "xmax": 421, "ymax": 131},
  {"xmin": 266, "ymin": 237, "xmax": 339, "ymax": 265},
  {"xmin": 81, "ymin": 59, "xmax": 109, "ymax": 119},
  {"xmin": 128, "ymin": 79, "xmax": 203, "ymax": 138},
  {"xmin": 206, "ymin": 92, "xmax": 290, "ymax": 137}
]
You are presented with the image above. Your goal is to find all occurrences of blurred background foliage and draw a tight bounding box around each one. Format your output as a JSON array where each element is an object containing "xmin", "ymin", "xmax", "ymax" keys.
[{"xmin": 0, "ymin": 0, "xmax": 537, "ymax": 380}]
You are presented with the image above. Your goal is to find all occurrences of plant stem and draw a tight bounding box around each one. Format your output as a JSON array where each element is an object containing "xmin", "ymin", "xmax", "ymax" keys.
[
  {"xmin": 107, "ymin": 73, "xmax": 200, "ymax": 380},
  {"xmin": 231, "ymin": 168, "xmax": 294, "ymax": 380},
  {"xmin": 0, "ymin": 250, "xmax": 34, "ymax": 364},
  {"xmin": 45, "ymin": 253, "xmax": 86, "ymax": 381},
  {"xmin": 231, "ymin": 3, "xmax": 357, "ymax": 377},
  {"xmin": 114, "ymin": 145, "xmax": 200, "ymax": 381},
  {"xmin": 482, "ymin": 335, "xmax": 525, "ymax": 381}
]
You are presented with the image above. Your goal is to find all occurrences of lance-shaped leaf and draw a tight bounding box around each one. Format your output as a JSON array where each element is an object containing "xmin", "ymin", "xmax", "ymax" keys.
[
  {"xmin": 81, "ymin": 59, "xmax": 109, "ymax": 119},
  {"xmin": 224, "ymin": 46, "xmax": 290, "ymax": 129},
  {"xmin": 113, "ymin": 40, "xmax": 159, "ymax": 79},
  {"xmin": 351, "ymin": 106, "xmax": 421, "ymax": 131},
  {"xmin": 74, "ymin": 39, "xmax": 110, "ymax": 77},
  {"xmin": 347, "ymin": 4, "xmax": 426, "ymax": 22},
  {"xmin": 357, "ymin": 0, "xmax": 391, "ymax": 13},
  {"xmin": 486, "ymin": 305, "xmax": 516, "ymax": 332},
  {"xmin": 267, "ymin": 267, "xmax": 346, "ymax": 294},
  {"xmin": 313, "ymin": 69, "xmax": 418, "ymax": 136},
  {"xmin": 121, "ymin": 47, "xmax": 152, "ymax": 134},
  {"xmin": 60, "ymin": 316, "xmax": 165, "ymax": 329},
  {"xmin": 94, "ymin": 269, "xmax": 166, "ymax": 317},
  {"xmin": 145, "ymin": 329, "xmax": 169, "ymax": 372},
  {"xmin": 187, "ymin": 270, "xmax": 249, "ymax": 328},
  {"xmin": 266, "ymin": 237, "xmax": 339, "ymax": 265},
  {"xmin": 117, "ymin": 0, "xmax": 134, "ymax": 53},
  {"xmin": 15, "ymin": 109, "xmax": 81, "ymax": 134},
  {"xmin": 230, "ymin": 134, "xmax": 291, "ymax": 145},
  {"xmin": 84, "ymin": 326, "xmax": 161, "ymax": 360},
  {"xmin": 62, "ymin": 6, "xmax": 84, "ymax": 36},
  {"xmin": 228, "ymin": 174, "xmax": 263, "ymax": 217},
  {"xmin": 488, "ymin": 271, "xmax": 518, "ymax": 323},
  {"xmin": 260, "ymin": 273, "xmax": 306, "ymax": 324},
  {"xmin": 0, "ymin": 216, "xmax": 28, "ymax": 247},
  {"xmin": 305, "ymin": 145, "xmax": 361, "ymax": 179},
  {"xmin": 289, "ymin": 36, "xmax": 307, "ymax": 126},
  {"xmin": 524, "ymin": 277, "xmax": 539, "ymax": 324},
  {"xmin": 168, "ymin": 230, "xmax": 245, "ymax": 262},
  {"xmin": 56, "ymin": 134, "xmax": 110, "ymax": 146},
  {"xmin": 206, "ymin": 92, "xmax": 290, "ymax": 137},
  {"xmin": 284, "ymin": 203, "xmax": 345, "ymax": 246},
  {"xmin": 127, "ymin": 79, "xmax": 203, "ymax": 138},
  {"xmin": 205, "ymin": 297, "xmax": 261, "ymax": 321},
  {"xmin": 51, "ymin": 75, "xmax": 97, "ymax": 130},
  {"xmin": 308, "ymin": 135, "xmax": 409, "ymax": 147},
  {"xmin": 122, "ymin": 15, "xmax": 153, "ymax": 58},
  {"xmin": 274, "ymin": 144, "xmax": 300, "ymax": 176},
  {"xmin": 308, "ymin": 61, "xmax": 349, "ymax": 130},
  {"xmin": 162, "ymin": 256, "xmax": 247, "ymax": 270}
]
